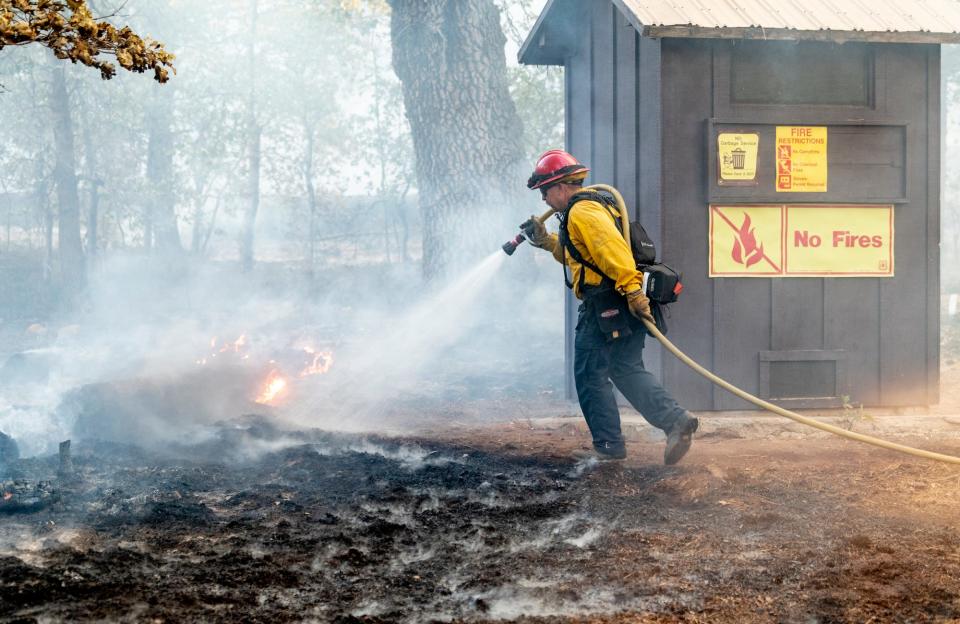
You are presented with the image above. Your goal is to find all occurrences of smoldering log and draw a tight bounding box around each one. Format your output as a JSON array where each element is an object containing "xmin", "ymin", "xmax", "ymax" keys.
[
  {"xmin": 0, "ymin": 479, "xmax": 58, "ymax": 514},
  {"xmin": 61, "ymin": 367, "xmax": 272, "ymax": 450}
]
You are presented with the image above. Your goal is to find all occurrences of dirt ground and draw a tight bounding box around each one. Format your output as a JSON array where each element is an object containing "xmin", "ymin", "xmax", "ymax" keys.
[{"xmin": 2, "ymin": 371, "xmax": 960, "ymax": 622}]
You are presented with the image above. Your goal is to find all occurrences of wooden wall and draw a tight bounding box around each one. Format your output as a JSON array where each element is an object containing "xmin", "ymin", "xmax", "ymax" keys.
[
  {"xmin": 563, "ymin": 1, "xmax": 940, "ymax": 410},
  {"xmin": 564, "ymin": 1, "xmax": 664, "ymax": 400}
]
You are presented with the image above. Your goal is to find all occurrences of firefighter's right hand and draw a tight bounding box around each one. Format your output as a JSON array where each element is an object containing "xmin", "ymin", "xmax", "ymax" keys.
[
  {"xmin": 520, "ymin": 215, "xmax": 549, "ymax": 247},
  {"xmin": 626, "ymin": 289, "xmax": 653, "ymax": 322}
]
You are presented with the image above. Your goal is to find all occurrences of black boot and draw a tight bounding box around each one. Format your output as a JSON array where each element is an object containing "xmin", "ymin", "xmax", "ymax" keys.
[
  {"xmin": 572, "ymin": 441, "xmax": 626, "ymax": 461},
  {"xmin": 664, "ymin": 413, "xmax": 698, "ymax": 465}
]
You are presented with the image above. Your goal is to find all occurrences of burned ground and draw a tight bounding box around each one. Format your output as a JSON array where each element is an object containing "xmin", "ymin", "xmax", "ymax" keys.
[{"xmin": 1, "ymin": 414, "xmax": 959, "ymax": 623}]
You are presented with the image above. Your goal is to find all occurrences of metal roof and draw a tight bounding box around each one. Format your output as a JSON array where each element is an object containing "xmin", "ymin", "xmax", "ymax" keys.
[
  {"xmin": 520, "ymin": 0, "xmax": 960, "ymax": 65},
  {"xmin": 619, "ymin": 0, "xmax": 960, "ymax": 41}
]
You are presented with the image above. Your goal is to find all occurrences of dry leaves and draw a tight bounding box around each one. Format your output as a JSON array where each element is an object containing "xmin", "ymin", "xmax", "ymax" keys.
[{"xmin": 0, "ymin": 0, "xmax": 174, "ymax": 82}]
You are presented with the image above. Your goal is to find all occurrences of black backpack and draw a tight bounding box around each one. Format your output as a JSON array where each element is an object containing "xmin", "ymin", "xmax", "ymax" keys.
[{"xmin": 558, "ymin": 190, "xmax": 682, "ymax": 304}]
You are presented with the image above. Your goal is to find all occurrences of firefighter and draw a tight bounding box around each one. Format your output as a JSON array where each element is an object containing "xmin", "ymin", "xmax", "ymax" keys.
[{"xmin": 523, "ymin": 149, "xmax": 698, "ymax": 464}]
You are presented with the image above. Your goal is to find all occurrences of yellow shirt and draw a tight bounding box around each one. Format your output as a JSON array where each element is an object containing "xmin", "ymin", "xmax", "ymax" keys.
[{"xmin": 539, "ymin": 198, "xmax": 643, "ymax": 299}]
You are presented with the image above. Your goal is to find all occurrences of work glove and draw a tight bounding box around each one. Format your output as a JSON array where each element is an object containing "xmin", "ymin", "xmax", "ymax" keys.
[
  {"xmin": 625, "ymin": 288, "xmax": 654, "ymax": 323},
  {"xmin": 520, "ymin": 215, "xmax": 550, "ymax": 248}
]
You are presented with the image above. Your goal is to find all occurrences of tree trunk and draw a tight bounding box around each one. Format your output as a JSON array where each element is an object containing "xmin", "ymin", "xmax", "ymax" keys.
[
  {"xmin": 202, "ymin": 195, "xmax": 221, "ymax": 255},
  {"xmin": 188, "ymin": 152, "xmax": 213, "ymax": 255},
  {"xmin": 398, "ymin": 183, "xmax": 411, "ymax": 262},
  {"xmin": 303, "ymin": 125, "xmax": 318, "ymax": 275},
  {"xmin": 4, "ymin": 197, "xmax": 9, "ymax": 253},
  {"xmin": 86, "ymin": 180, "xmax": 100, "ymax": 262},
  {"xmin": 371, "ymin": 46, "xmax": 391, "ymax": 264},
  {"xmin": 146, "ymin": 85, "xmax": 183, "ymax": 255},
  {"xmin": 239, "ymin": 0, "xmax": 260, "ymax": 273},
  {"xmin": 143, "ymin": 204, "xmax": 153, "ymax": 249},
  {"xmin": 387, "ymin": 0, "xmax": 527, "ymax": 279},
  {"xmin": 0, "ymin": 177, "xmax": 10, "ymax": 253},
  {"xmin": 44, "ymin": 197, "xmax": 53, "ymax": 282},
  {"xmin": 241, "ymin": 124, "xmax": 261, "ymax": 272},
  {"xmin": 33, "ymin": 159, "xmax": 50, "ymax": 262},
  {"xmin": 190, "ymin": 205, "xmax": 203, "ymax": 254},
  {"xmin": 189, "ymin": 174, "xmax": 209, "ymax": 254},
  {"xmin": 399, "ymin": 201, "xmax": 410, "ymax": 262},
  {"xmin": 80, "ymin": 101, "xmax": 99, "ymax": 264},
  {"xmin": 50, "ymin": 64, "xmax": 86, "ymax": 294},
  {"xmin": 382, "ymin": 202, "xmax": 391, "ymax": 264}
]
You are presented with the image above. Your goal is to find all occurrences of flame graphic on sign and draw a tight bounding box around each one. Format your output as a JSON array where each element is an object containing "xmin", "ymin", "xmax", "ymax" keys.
[{"xmin": 731, "ymin": 213, "xmax": 765, "ymax": 268}]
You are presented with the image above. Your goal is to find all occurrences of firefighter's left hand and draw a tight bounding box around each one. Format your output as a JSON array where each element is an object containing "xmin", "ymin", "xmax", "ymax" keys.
[{"xmin": 626, "ymin": 289, "xmax": 653, "ymax": 322}]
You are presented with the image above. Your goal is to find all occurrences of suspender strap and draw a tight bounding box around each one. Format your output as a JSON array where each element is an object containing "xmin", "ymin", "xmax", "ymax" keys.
[{"xmin": 557, "ymin": 198, "xmax": 616, "ymax": 293}]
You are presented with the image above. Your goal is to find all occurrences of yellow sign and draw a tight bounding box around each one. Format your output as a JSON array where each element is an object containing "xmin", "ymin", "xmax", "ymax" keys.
[
  {"xmin": 785, "ymin": 206, "xmax": 893, "ymax": 275},
  {"xmin": 775, "ymin": 126, "xmax": 827, "ymax": 192},
  {"xmin": 710, "ymin": 204, "xmax": 894, "ymax": 277},
  {"xmin": 718, "ymin": 133, "xmax": 759, "ymax": 183},
  {"xmin": 709, "ymin": 206, "xmax": 784, "ymax": 276}
]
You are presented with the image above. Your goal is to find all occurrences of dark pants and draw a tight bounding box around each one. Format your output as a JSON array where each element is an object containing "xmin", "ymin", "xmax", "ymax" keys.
[{"xmin": 574, "ymin": 303, "xmax": 687, "ymax": 453}]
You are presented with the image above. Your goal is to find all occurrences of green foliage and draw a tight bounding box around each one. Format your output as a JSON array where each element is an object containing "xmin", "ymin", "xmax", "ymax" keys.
[
  {"xmin": 498, "ymin": 0, "xmax": 564, "ymax": 162},
  {"xmin": 509, "ymin": 63, "xmax": 564, "ymax": 160}
]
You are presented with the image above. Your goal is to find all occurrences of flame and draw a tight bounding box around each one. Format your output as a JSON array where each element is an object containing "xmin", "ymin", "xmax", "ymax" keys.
[
  {"xmin": 255, "ymin": 370, "xmax": 288, "ymax": 405},
  {"xmin": 199, "ymin": 335, "xmax": 250, "ymax": 366},
  {"xmin": 299, "ymin": 347, "xmax": 334, "ymax": 377},
  {"xmin": 196, "ymin": 336, "xmax": 333, "ymax": 405},
  {"xmin": 218, "ymin": 334, "xmax": 247, "ymax": 353},
  {"xmin": 731, "ymin": 213, "xmax": 765, "ymax": 268}
]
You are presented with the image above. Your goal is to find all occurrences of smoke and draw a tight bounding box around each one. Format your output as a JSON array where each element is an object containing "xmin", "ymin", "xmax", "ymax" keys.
[
  {"xmin": 314, "ymin": 438, "xmax": 461, "ymax": 471},
  {"xmin": 0, "ymin": 0, "xmax": 572, "ymax": 460},
  {"xmin": 0, "ymin": 238, "xmax": 565, "ymax": 457}
]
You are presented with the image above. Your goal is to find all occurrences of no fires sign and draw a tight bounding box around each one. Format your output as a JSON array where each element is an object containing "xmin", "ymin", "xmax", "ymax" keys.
[{"xmin": 709, "ymin": 204, "xmax": 894, "ymax": 277}]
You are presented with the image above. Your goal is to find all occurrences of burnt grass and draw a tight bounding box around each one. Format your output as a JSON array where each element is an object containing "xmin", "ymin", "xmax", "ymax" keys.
[{"xmin": 1, "ymin": 418, "xmax": 959, "ymax": 623}]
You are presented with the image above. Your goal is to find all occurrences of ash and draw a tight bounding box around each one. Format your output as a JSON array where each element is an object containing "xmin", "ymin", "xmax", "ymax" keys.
[
  {"xmin": 3, "ymin": 416, "xmax": 960, "ymax": 623},
  {"xmin": 0, "ymin": 419, "xmax": 624, "ymax": 622}
]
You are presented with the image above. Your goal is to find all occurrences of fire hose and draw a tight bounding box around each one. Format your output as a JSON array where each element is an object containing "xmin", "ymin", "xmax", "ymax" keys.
[
  {"xmin": 504, "ymin": 185, "xmax": 960, "ymax": 466},
  {"xmin": 642, "ymin": 319, "xmax": 960, "ymax": 466}
]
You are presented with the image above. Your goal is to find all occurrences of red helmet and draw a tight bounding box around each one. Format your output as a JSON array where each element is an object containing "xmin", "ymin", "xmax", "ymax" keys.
[{"xmin": 526, "ymin": 149, "xmax": 589, "ymax": 190}]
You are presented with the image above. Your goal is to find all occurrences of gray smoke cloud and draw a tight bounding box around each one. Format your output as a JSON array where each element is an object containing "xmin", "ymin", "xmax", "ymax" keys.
[{"xmin": 0, "ymin": 237, "xmax": 565, "ymax": 457}]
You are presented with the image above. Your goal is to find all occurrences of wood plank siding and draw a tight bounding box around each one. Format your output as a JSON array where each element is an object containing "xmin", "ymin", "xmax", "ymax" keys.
[{"xmin": 559, "ymin": 1, "xmax": 940, "ymax": 409}]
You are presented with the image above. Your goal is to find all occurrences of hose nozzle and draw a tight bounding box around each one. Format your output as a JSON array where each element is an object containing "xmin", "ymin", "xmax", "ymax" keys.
[
  {"xmin": 501, "ymin": 233, "xmax": 526, "ymax": 256},
  {"xmin": 501, "ymin": 207, "xmax": 556, "ymax": 257}
]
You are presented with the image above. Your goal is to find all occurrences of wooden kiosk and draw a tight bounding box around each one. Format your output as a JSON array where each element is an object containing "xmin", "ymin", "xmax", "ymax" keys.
[{"xmin": 520, "ymin": 0, "xmax": 960, "ymax": 409}]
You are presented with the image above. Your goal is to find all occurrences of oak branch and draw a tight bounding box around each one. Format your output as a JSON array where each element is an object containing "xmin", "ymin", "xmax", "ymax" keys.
[{"xmin": 0, "ymin": 0, "xmax": 174, "ymax": 82}]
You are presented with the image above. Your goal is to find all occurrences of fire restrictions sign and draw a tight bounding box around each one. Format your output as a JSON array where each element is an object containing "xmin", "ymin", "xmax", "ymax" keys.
[
  {"xmin": 776, "ymin": 126, "xmax": 827, "ymax": 192},
  {"xmin": 709, "ymin": 204, "xmax": 894, "ymax": 277}
]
